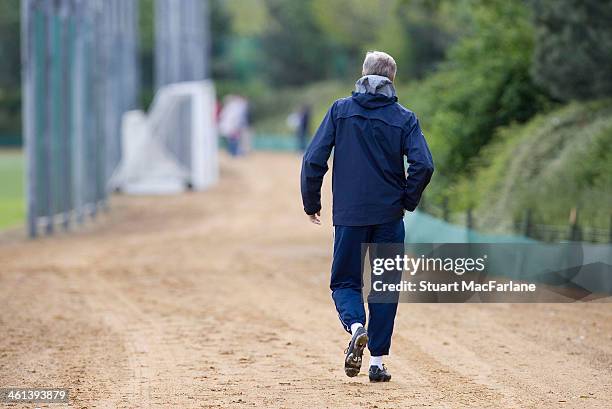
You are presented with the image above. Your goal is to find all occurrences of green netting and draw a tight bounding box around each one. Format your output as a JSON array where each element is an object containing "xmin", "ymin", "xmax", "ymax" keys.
[
  {"xmin": 404, "ymin": 210, "xmax": 536, "ymax": 243},
  {"xmin": 403, "ymin": 212, "xmax": 612, "ymax": 297},
  {"xmin": 253, "ymin": 134, "xmax": 299, "ymax": 152},
  {"xmin": 23, "ymin": 0, "xmax": 139, "ymax": 236}
]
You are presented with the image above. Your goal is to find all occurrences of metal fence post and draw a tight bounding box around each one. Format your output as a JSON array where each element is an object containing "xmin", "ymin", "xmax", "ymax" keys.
[
  {"xmin": 60, "ymin": 0, "xmax": 73, "ymax": 231},
  {"xmin": 466, "ymin": 208, "xmax": 473, "ymax": 230},
  {"xmin": 22, "ymin": 0, "xmax": 37, "ymax": 237},
  {"xmin": 43, "ymin": 0, "xmax": 54, "ymax": 235},
  {"xmin": 568, "ymin": 207, "xmax": 582, "ymax": 242},
  {"xmin": 442, "ymin": 196, "xmax": 449, "ymax": 222},
  {"xmin": 523, "ymin": 208, "xmax": 533, "ymax": 238}
]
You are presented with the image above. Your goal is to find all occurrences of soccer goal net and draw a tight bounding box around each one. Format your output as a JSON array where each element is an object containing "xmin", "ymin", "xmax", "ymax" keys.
[{"xmin": 109, "ymin": 80, "xmax": 218, "ymax": 194}]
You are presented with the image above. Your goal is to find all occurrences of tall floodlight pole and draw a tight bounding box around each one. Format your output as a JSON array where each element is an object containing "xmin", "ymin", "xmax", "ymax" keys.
[{"xmin": 154, "ymin": 0, "xmax": 209, "ymax": 89}]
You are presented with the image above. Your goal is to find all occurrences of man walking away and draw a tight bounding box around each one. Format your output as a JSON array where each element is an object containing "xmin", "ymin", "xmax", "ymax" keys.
[{"xmin": 300, "ymin": 51, "xmax": 434, "ymax": 382}]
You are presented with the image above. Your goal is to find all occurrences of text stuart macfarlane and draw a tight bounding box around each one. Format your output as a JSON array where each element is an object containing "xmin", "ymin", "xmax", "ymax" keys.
[{"xmin": 373, "ymin": 280, "xmax": 537, "ymax": 293}]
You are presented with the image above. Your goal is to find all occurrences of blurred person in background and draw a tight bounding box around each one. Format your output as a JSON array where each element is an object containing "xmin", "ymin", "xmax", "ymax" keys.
[
  {"xmin": 288, "ymin": 104, "xmax": 312, "ymax": 152},
  {"xmin": 300, "ymin": 51, "xmax": 434, "ymax": 383},
  {"xmin": 219, "ymin": 95, "xmax": 251, "ymax": 156}
]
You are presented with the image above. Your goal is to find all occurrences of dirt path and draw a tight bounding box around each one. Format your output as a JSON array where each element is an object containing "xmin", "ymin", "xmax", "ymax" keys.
[{"xmin": 0, "ymin": 152, "xmax": 611, "ymax": 408}]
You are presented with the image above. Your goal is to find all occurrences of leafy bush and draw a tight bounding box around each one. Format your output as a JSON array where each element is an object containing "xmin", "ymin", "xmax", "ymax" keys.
[{"xmin": 455, "ymin": 99, "xmax": 612, "ymax": 230}]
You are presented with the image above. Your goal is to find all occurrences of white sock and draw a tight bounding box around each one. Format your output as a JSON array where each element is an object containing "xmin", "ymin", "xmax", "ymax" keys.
[
  {"xmin": 370, "ymin": 355, "xmax": 383, "ymax": 369},
  {"xmin": 350, "ymin": 322, "xmax": 363, "ymax": 335}
]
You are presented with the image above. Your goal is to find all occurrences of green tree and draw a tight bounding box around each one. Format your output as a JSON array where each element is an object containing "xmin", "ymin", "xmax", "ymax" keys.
[
  {"xmin": 0, "ymin": 0, "xmax": 20, "ymax": 89},
  {"xmin": 260, "ymin": 0, "xmax": 334, "ymax": 85},
  {"xmin": 394, "ymin": 0, "xmax": 461, "ymax": 80},
  {"xmin": 0, "ymin": 0, "xmax": 21, "ymax": 136},
  {"xmin": 312, "ymin": 0, "xmax": 458, "ymax": 81},
  {"xmin": 209, "ymin": 0, "xmax": 235, "ymax": 80},
  {"xmin": 405, "ymin": 0, "xmax": 552, "ymax": 191},
  {"xmin": 531, "ymin": 0, "xmax": 612, "ymax": 101}
]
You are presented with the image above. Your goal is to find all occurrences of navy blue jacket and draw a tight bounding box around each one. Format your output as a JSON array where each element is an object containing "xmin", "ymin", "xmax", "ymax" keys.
[{"xmin": 300, "ymin": 92, "xmax": 434, "ymax": 226}]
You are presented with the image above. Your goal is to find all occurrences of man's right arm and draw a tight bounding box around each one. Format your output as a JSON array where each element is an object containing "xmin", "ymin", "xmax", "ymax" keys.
[{"xmin": 300, "ymin": 102, "xmax": 337, "ymax": 217}]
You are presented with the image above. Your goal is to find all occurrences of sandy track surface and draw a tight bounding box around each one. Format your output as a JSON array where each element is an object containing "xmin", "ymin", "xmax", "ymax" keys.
[{"xmin": 0, "ymin": 152, "xmax": 611, "ymax": 408}]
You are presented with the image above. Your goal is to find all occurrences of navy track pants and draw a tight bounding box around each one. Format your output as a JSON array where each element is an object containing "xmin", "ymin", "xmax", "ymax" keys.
[{"xmin": 330, "ymin": 218, "xmax": 405, "ymax": 356}]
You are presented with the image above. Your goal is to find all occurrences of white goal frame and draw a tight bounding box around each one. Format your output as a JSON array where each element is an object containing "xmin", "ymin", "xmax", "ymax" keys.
[{"xmin": 110, "ymin": 80, "xmax": 218, "ymax": 194}]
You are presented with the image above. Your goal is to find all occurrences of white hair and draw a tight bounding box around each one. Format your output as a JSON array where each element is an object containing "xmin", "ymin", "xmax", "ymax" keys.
[{"xmin": 362, "ymin": 51, "xmax": 397, "ymax": 82}]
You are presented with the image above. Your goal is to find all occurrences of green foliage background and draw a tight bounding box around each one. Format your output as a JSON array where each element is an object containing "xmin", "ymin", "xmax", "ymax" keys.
[
  {"xmin": 0, "ymin": 0, "xmax": 20, "ymax": 136},
  {"xmin": 531, "ymin": 0, "xmax": 612, "ymax": 101}
]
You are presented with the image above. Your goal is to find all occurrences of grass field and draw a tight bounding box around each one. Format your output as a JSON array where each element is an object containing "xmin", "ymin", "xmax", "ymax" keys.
[{"xmin": 0, "ymin": 149, "xmax": 24, "ymax": 230}]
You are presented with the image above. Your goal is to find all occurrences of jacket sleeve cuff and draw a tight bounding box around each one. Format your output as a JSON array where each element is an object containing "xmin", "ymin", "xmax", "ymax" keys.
[
  {"xmin": 304, "ymin": 205, "xmax": 321, "ymax": 216},
  {"xmin": 403, "ymin": 197, "xmax": 418, "ymax": 212}
]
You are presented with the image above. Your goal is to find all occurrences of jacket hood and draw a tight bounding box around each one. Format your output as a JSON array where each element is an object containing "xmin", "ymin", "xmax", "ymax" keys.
[
  {"xmin": 355, "ymin": 75, "xmax": 396, "ymax": 96},
  {"xmin": 351, "ymin": 91, "xmax": 398, "ymax": 109}
]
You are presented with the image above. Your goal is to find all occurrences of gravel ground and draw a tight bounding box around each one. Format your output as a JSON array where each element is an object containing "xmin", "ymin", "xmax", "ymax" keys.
[{"xmin": 0, "ymin": 152, "xmax": 610, "ymax": 408}]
